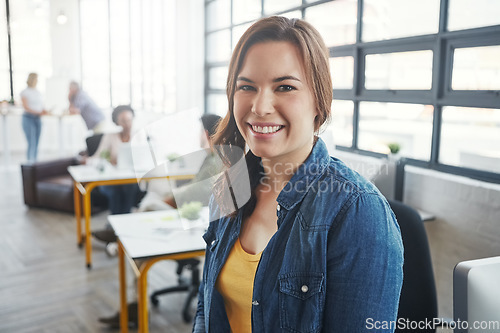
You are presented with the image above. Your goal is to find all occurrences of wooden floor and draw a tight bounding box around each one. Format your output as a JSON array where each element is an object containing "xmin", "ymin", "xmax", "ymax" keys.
[{"xmin": 0, "ymin": 165, "xmax": 195, "ymax": 333}]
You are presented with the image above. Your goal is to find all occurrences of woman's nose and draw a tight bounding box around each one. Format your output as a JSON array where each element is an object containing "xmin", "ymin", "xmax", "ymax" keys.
[{"xmin": 251, "ymin": 90, "xmax": 275, "ymax": 117}]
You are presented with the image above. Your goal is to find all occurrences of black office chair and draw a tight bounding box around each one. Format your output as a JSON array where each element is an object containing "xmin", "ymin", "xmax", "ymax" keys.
[
  {"xmin": 85, "ymin": 133, "xmax": 104, "ymax": 157},
  {"xmin": 389, "ymin": 200, "xmax": 439, "ymax": 333},
  {"xmin": 150, "ymin": 258, "xmax": 201, "ymax": 323}
]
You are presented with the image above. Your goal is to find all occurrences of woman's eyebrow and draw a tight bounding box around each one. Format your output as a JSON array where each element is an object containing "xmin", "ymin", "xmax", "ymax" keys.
[
  {"xmin": 237, "ymin": 76, "xmax": 253, "ymax": 83},
  {"xmin": 273, "ymin": 75, "xmax": 301, "ymax": 82},
  {"xmin": 237, "ymin": 75, "xmax": 301, "ymax": 83}
]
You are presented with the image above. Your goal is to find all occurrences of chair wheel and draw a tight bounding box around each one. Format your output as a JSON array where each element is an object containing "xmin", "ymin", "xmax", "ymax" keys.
[{"xmin": 150, "ymin": 296, "xmax": 159, "ymax": 307}]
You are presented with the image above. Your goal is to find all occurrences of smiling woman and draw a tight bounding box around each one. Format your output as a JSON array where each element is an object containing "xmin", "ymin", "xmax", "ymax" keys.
[{"xmin": 194, "ymin": 16, "xmax": 404, "ymax": 333}]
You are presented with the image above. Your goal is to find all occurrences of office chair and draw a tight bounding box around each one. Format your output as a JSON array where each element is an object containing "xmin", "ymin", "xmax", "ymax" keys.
[
  {"xmin": 85, "ymin": 133, "xmax": 104, "ymax": 157},
  {"xmin": 389, "ymin": 200, "xmax": 439, "ymax": 333},
  {"xmin": 150, "ymin": 258, "xmax": 201, "ymax": 323}
]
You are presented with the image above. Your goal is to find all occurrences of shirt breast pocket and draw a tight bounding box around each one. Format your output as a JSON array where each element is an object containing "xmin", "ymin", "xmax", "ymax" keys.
[{"xmin": 279, "ymin": 272, "xmax": 325, "ymax": 333}]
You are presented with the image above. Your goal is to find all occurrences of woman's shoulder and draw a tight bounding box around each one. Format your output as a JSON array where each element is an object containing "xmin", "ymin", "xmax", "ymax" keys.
[
  {"xmin": 296, "ymin": 156, "xmax": 387, "ymax": 228},
  {"xmin": 321, "ymin": 156, "xmax": 382, "ymax": 197}
]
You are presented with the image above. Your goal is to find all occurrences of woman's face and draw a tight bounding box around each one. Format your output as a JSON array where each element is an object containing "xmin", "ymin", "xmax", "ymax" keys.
[
  {"xmin": 233, "ymin": 41, "xmax": 317, "ymax": 164},
  {"xmin": 117, "ymin": 110, "xmax": 134, "ymax": 132}
]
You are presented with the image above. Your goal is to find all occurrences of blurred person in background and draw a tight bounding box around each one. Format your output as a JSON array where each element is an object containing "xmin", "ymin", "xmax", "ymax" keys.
[
  {"xmin": 21, "ymin": 73, "xmax": 48, "ymax": 162},
  {"xmin": 68, "ymin": 81, "xmax": 106, "ymax": 133}
]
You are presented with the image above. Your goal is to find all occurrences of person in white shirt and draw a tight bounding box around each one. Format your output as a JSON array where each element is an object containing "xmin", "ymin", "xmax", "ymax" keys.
[
  {"xmin": 21, "ymin": 73, "xmax": 48, "ymax": 162},
  {"xmin": 87, "ymin": 105, "xmax": 144, "ymax": 215}
]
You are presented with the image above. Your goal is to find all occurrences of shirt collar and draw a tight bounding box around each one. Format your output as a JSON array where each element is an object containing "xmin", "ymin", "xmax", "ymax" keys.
[{"xmin": 275, "ymin": 138, "xmax": 330, "ymax": 210}]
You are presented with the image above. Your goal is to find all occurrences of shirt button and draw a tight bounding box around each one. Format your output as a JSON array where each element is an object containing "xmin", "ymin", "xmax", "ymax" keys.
[
  {"xmin": 252, "ymin": 300, "xmax": 259, "ymax": 306},
  {"xmin": 277, "ymin": 204, "xmax": 281, "ymax": 212},
  {"xmin": 211, "ymin": 240, "xmax": 216, "ymax": 246},
  {"xmin": 301, "ymin": 285, "xmax": 309, "ymax": 293}
]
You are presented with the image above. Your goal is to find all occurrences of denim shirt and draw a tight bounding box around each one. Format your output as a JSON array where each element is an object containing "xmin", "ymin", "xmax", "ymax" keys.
[{"xmin": 193, "ymin": 138, "xmax": 404, "ymax": 333}]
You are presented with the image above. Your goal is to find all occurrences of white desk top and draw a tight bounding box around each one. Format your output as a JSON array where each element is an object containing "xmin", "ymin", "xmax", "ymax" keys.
[
  {"xmin": 108, "ymin": 207, "xmax": 209, "ymax": 259},
  {"xmin": 68, "ymin": 163, "xmax": 198, "ymax": 183}
]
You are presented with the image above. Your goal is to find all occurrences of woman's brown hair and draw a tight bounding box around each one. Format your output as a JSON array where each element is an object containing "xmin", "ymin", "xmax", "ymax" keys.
[{"xmin": 213, "ymin": 16, "xmax": 333, "ymax": 166}]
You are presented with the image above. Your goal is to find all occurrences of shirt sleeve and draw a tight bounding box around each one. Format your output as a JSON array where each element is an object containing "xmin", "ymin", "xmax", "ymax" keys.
[{"xmin": 323, "ymin": 193, "xmax": 404, "ymax": 332}]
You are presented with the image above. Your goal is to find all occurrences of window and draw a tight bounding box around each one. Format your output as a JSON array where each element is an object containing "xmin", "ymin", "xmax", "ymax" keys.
[
  {"xmin": 204, "ymin": 0, "xmax": 500, "ymax": 183},
  {"xmin": 0, "ymin": 2, "xmax": 9, "ymax": 102},
  {"xmin": 206, "ymin": 0, "xmax": 230, "ymax": 31},
  {"xmin": 206, "ymin": 30, "xmax": 232, "ymax": 63},
  {"xmin": 440, "ymin": 106, "xmax": 500, "ymax": 173},
  {"xmin": 362, "ymin": 0, "xmax": 440, "ymax": 42},
  {"xmin": 264, "ymin": 0, "xmax": 301, "ymax": 15},
  {"xmin": 304, "ymin": 1, "xmax": 357, "ymax": 47},
  {"xmin": 10, "ymin": 0, "xmax": 51, "ymax": 99},
  {"xmin": 452, "ymin": 46, "xmax": 500, "ymax": 91},
  {"xmin": 326, "ymin": 100, "xmax": 354, "ymax": 148},
  {"xmin": 365, "ymin": 51, "xmax": 433, "ymax": 90},
  {"xmin": 208, "ymin": 67, "xmax": 228, "ymax": 90},
  {"xmin": 79, "ymin": 0, "xmax": 176, "ymax": 112},
  {"xmin": 232, "ymin": 0, "xmax": 261, "ymax": 25},
  {"xmin": 80, "ymin": 0, "xmax": 110, "ymax": 107},
  {"xmin": 359, "ymin": 102, "xmax": 433, "ymax": 160},
  {"xmin": 448, "ymin": 0, "xmax": 500, "ymax": 31},
  {"xmin": 330, "ymin": 57, "xmax": 354, "ymax": 89}
]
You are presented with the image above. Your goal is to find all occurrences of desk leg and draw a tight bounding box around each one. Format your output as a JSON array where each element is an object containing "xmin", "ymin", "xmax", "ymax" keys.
[
  {"xmin": 118, "ymin": 241, "xmax": 129, "ymax": 333},
  {"xmin": 74, "ymin": 182, "xmax": 82, "ymax": 247},
  {"xmin": 138, "ymin": 266, "xmax": 149, "ymax": 333},
  {"xmin": 83, "ymin": 190, "xmax": 92, "ymax": 269}
]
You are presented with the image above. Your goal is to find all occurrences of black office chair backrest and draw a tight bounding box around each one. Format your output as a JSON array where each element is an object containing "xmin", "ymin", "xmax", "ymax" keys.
[
  {"xmin": 389, "ymin": 200, "xmax": 438, "ymax": 333},
  {"xmin": 86, "ymin": 133, "xmax": 104, "ymax": 157}
]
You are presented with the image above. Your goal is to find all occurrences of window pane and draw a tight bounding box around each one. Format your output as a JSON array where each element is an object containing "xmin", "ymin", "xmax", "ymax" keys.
[
  {"xmin": 207, "ymin": 30, "xmax": 232, "ymax": 63},
  {"xmin": 162, "ymin": 1, "xmax": 177, "ymax": 113},
  {"xmin": 207, "ymin": 0, "xmax": 230, "ymax": 31},
  {"xmin": 452, "ymin": 46, "xmax": 500, "ymax": 90},
  {"xmin": 280, "ymin": 10, "xmax": 302, "ymax": 20},
  {"xmin": 207, "ymin": 94, "xmax": 228, "ymax": 116},
  {"xmin": 264, "ymin": 0, "xmax": 302, "ymax": 15},
  {"xmin": 359, "ymin": 102, "xmax": 433, "ymax": 160},
  {"xmin": 81, "ymin": 0, "xmax": 110, "ymax": 107},
  {"xmin": 10, "ymin": 0, "xmax": 52, "ymax": 101},
  {"xmin": 233, "ymin": 0, "xmax": 261, "ymax": 25},
  {"xmin": 365, "ymin": 51, "xmax": 433, "ymax": 90},
  {"xmin": 305, "ymin": 1, "xmax": 357, "ymax": 47},
  {"xmin": 440, "ymin": 106, "xmax": 500, "ymax": 173},
  {"xmin": 330, "ymin": 57, "xmax": 354, "ymax": 89},
  {"xmin": 323, "ymin": 100, "xmax": 354, "ymax": 148},
  {"xmin": 130, "ymin": 0, "xmax": 143, "ymax": 109},
  {"xmin": 209, "ymin": 67, "xmax": 228, "ymax": 90},
  {"xmin": 0, "ymin": 2, "xmax": 9, "ymax": 102},
  {"xmin": 142, "ymin": 0, "xmax": 154, "ymax": 111},
  {"xmin": 362, "ymin": 0, "xmax": 439, "ymax": 42},
  {"xmin": 448, "ymin": 0, "xmax": 500, "ymax": 31},
  {"xmin": 110, "ymin": 0, "xmax": 131, "ymax": 106},
  {"xmin": 232, "ymin": 23, "xmax": 252, "ymax": 50}
]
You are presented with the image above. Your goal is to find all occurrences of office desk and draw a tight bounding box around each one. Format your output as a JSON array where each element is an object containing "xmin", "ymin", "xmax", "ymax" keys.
[
  {"xmin": 108, "ymin": 208, "xmax": 208, "ymax": 333},
  {"xmin": 68, "ymin": 164, "xmax": 195, "ymax": 268}
]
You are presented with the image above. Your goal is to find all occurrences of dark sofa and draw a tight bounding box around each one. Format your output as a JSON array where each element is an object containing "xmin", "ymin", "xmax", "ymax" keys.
[{"xmin": 21, "ymin": 157, "xmax": 107, "ymax": 214}]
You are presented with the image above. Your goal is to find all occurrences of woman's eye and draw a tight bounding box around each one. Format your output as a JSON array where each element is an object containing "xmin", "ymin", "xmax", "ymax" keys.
[
  {"xmin": 237, "ymin": 85, "xmax": 255, "ymax": 91},
  {"xmin": 277, "ymin": 85, "xmax": 295, "ymax": 92}
]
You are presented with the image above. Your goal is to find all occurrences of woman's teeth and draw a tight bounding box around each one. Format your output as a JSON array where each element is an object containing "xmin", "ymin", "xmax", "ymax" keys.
[{"xmin": 252, "ymin": 125, "xmax": 282, "ymax": 134}]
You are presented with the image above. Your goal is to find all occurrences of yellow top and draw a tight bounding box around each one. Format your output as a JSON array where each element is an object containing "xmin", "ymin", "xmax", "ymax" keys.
[{"xmin": 216, "ymin": 238, "xmax": 262, "ymax": 333}]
